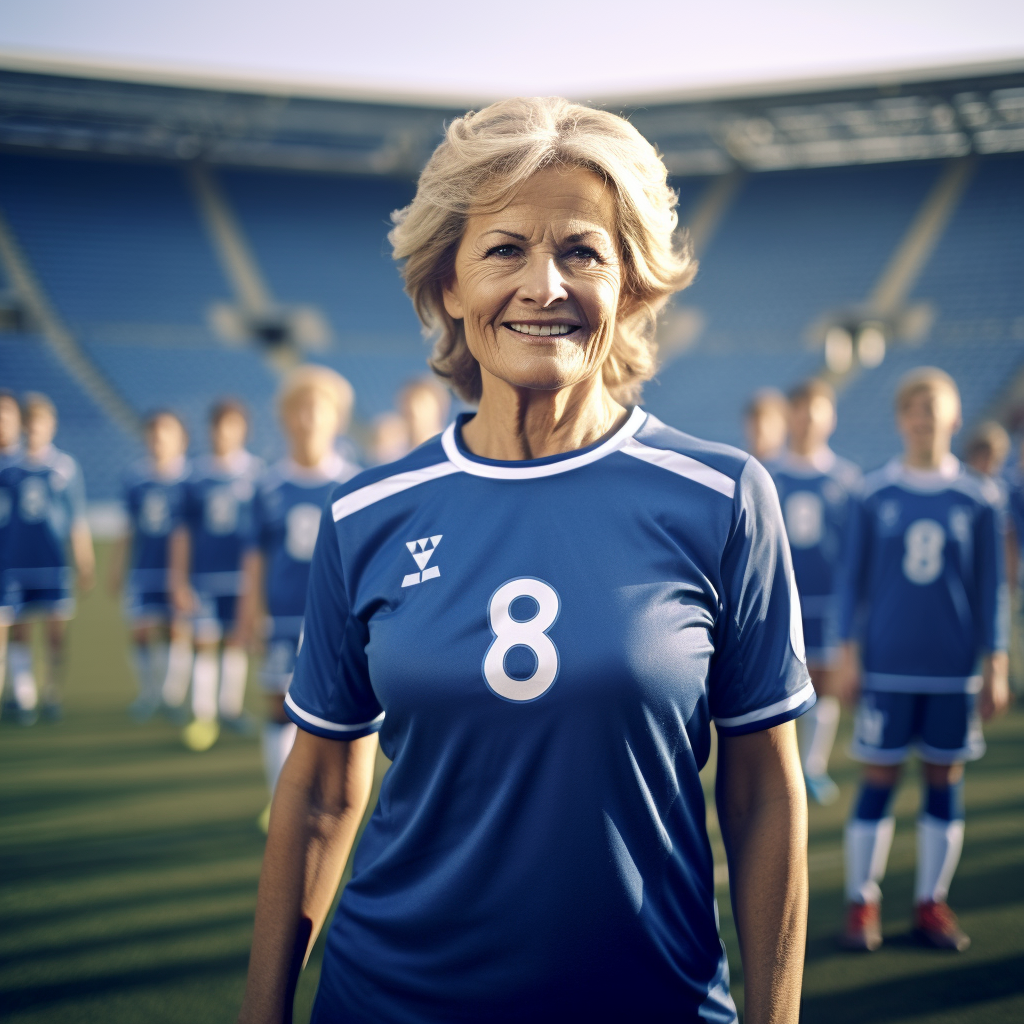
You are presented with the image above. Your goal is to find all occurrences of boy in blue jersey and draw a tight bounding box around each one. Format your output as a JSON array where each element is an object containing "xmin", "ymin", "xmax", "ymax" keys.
[
  {"xmin": 236, "ymin": 367, "xmax": 357, "ymax": 828},
  {"xmin": 744, "ymin": 387, "xmax": 788, "ymax": 463},
  {"xmin": 1, "ymin": 393, "xmax": 94, "ymax": 723},
  {"xmin": 0, "ymin": 390, "xmax": 23, "ymax": 716},
  {"xmin": 110, "ymin": 411, "xmax": 192, "ymax": 721},
  {"xmin": 769, "ymin": 379, "xmax": 861, "ymax": 805},
  {"xmin": 838, "ymin": 368, "xmax": 1010, "ymax": 952},
  {"xmin": 170, "ymin": 400, "xmax": 263, "ymax": 752}
]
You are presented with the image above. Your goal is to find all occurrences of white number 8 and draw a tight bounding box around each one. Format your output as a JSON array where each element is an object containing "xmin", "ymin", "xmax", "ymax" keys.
[
  {"xmin": 903, "ymin": 518, "xmax": 945, "ymax": 585},
  {"xmin": 483, "ymin": 578, "xmax": 560, "ymax": 702}
]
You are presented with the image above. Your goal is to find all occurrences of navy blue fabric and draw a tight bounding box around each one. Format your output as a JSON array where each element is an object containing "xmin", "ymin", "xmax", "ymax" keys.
[
  {"xmin": 925, "ymin": 780, "xmax": 965, "ymax": 821},
  {"xmin": 288, "ymin": 411, "xmax": 811, "ymax": 1023},
  {"xmin": 839, "ymin": 458, "xmax": 1008, "ymax": 690},
  {"xmin": 853, "ymin": 783, "xmax": 896, "ymax": 821},
  {"xmin": 122, "ymin": 459, "xmax": 188, "ymax": 596}
]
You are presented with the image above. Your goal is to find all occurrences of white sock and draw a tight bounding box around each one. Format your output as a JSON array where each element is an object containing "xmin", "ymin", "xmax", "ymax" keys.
[
  {"xmin": 9, "ymin": 643, "xmax": 37, "ymax": 711},
  {"xmin": 844, "ymin": 816, "xmax": 895, "ymax": 904},
  {"xmin": 191, "ymin": 650, "xmax": 219, "ymax": 722},
  {"xmin": 261, "ymin": 721, "xmax": 297, "ymax": 796},
  {"xmin": 916, "ymin": 815, "xmax": 965, "ymax": 904},
  {"xmin": 161, "ymin": 639, "xmax": 193, "ymax": 707},
  {"xmin": 800, "ymin": 694, "xmax": 841, "ymax": 778},
  {"xmin": 218, "ymin": 647, "xmax": 248, "ymax": 719}
]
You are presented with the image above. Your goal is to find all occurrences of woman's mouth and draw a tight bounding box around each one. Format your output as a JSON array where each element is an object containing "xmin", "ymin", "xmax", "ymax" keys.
[{"xmin": 502, "ymin": 322, "xmax": 581, "ymax": 337}]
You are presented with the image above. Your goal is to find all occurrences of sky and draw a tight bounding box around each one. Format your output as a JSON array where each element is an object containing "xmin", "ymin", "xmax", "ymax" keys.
[{"xmin": 0, "ymin": 0, "xmax": 1022, "ymax": 102}]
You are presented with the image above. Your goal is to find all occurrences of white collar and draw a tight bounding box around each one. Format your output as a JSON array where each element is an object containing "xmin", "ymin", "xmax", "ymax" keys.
[
  {"xmin": 777, "ymin": 446, "xmax": 836, "ymax": 476},
  {"xmin": 149, "ymin": 455, "xmax": 187, "ymax": 482},
  {"xmin": 283, "ymin": 450, "xmax": 348, "ymax": 484},
  {"xmin": 889, "ymin": 454, "xmax": 961, "ymax": 491},
  {"xmin": 440, "ymin": 406, "xmax": 647, "ymax": 480}
]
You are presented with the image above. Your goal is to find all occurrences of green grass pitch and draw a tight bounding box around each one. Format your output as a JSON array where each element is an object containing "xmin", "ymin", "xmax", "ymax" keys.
[{"xmin": 2, "ymin": 542, "xmax": 1023, "ymax": 1022}]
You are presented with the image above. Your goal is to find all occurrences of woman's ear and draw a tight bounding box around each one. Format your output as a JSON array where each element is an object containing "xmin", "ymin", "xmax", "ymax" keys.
[{"xmin": 442, "ymin": 276, "xmax": 464, "ymax": 320}]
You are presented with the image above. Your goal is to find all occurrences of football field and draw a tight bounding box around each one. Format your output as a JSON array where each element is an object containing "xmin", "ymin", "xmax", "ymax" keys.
[{"xmin": 2, "ymin": 543, "xmax": 1022, "ymax": 1023}]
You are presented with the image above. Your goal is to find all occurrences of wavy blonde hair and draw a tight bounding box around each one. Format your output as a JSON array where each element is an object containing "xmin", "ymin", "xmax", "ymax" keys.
[{"xmin": 389, "ymin": 96, "xmax": 697, "ymax": 404}]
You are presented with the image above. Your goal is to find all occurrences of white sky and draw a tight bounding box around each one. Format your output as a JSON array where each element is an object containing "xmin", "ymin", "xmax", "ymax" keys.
[{"xmin": 0, "ymin": 0, "xmax": 1022, "ymax": 102}]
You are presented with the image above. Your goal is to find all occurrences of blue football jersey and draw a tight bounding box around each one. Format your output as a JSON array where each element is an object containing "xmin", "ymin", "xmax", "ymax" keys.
[
  {"xmin": 252, "ymin": 452, "xmax": 359, "ymax": 636},
  {"xmin": 0, "ymin": 446, "xmax": 87, "ymax": 595},
  {"xmin": 122, "ymin": 458, "xmax": 189, "ymax": 595},
  {"xmin": 768, "ymin": 448, "xmax": 861, "ymax": 661},
  {"xmin": 287, "ymin": 409, "xmax": 813, "ymax": 1023},
  {"xmin": 838, "ymin": 456, "xmax": 1007, "ymax": 692},
  {"xmin": 182, "ymin": 451, "xmax": 264, "ymax": 597},
  {"xmin": 0, "ymin": 443, "xmax": 22, "ymax": 584}
]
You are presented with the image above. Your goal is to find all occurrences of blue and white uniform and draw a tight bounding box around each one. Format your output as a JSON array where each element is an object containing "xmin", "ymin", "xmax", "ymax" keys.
[
  {"xmin": 0, "ymin": 445, "xmax": 87, "ymax": 620},
  {"xmin": 839, "ymin": 455, "xmax": 1007, "ymax": 765},
  {"xmin": 122, "ymin": 458, "xmax": 189, "ymax": 623},
  {"xmin": 768, "ymin": 447, "xmax": 861, "ymax": 666},
  {"xmin": 0, "ymin": 442, "xmax": 22, "ymax": 625},
  {"xmin": 288, "ymin": 409, "xmax": 813, "ymax": 1024},
  {"xmin": 182, "ymin": 450, "xmax": 264, "ymax": 641},
  {"xmin": 252, "ymin": 452, "xmax": 358, "ymax": 693}
]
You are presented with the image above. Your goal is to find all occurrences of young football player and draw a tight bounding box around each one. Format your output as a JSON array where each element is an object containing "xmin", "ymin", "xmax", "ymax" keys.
[
  {"xmin": 0, "ymin": 390, "xmax": 24, "ymax": 715},
  {"xmin": 110, "ymin": 410, "xmax": 191, "ymax": 721},
  {"xmin": 838, "ymin": 368, "xmax": 1009, "ymax": 953},
  {"xmin": 744, "ymin": 387, "xmax": 788, "ymax": 463},
  {"xmin": 963, "ymin": 421, "xmax": 1010, "ymax": 482},
  {"xmin": 1, "ymin": 393, "xmax": 94, "ymax": 723},
  {"xmin": 768, "ymin": 379, "xmax": 861, "ymax": 805},
  {"xmin": 237, "ymin": 366, "xmax": 358, "ymax": 829},
  {"xmin": 170, "ymin": 400, "xmax": 264, "ymax": 752}
]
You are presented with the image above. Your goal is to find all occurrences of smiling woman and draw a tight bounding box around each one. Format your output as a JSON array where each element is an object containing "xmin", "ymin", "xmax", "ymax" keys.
[{"xmin": 239, "ymin": 97, "xmax": 813, "ymax": 1024}]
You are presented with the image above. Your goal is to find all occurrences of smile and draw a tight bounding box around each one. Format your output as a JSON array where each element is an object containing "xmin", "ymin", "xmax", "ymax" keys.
[{"xmin": 503, "ymin": 322, "xmax": 580, "ymax": 337}]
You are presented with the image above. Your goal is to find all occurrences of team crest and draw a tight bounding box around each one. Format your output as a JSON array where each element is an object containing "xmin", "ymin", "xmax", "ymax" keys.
[{"xmin": 402, "ymin": 535, "xmax": 442, "ymax": 588}]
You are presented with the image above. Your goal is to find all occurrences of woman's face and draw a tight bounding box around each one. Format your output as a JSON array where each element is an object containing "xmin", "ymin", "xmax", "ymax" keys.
[{"xmin": 443, "ymin": 165, "xmax": 625, "ymax": 394}]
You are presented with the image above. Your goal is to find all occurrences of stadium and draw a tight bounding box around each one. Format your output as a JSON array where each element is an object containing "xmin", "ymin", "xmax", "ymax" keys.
[{"xmin": 1, "ymin": 10, "xmax": 1023, "ymax": 1023}]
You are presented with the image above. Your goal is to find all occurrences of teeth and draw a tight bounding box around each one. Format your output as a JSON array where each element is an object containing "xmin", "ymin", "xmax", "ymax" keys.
[{"xmin": 506, "ymin": 323, "xmax": 576, "ymax": 336}]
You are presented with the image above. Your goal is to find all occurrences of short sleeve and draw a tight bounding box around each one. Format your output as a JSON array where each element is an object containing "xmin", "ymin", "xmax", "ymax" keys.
[
  {"xmin": 67, "ymin": 459, "xmax": 87, "ymax": 524},
  {"xmin": 975, "ymin": 499, "xmax": 1009, "ymax": 654},
  {"xmin": 248, "ymin": 485, "xmax": 270, "ymax": 553},
  {"xmin": 709, "ymin": 458, "xmax": 815, "ymax": 736},
  {"xmin": 285, "ymin": 503, "xmax": 384, "ymax": 740}
]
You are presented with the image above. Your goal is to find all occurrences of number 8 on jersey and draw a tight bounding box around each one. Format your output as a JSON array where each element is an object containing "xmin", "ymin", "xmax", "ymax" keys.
[{"xmin": 483, "ymin": 578, "xmax": 561, "ymax": 702}]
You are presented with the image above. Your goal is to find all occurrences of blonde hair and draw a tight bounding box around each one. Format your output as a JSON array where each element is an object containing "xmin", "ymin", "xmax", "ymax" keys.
[
  {"xmin": 278, "ymin": 365, "xmax": 354, "ymax": 424},
  {"xmin": 895, "ymin": 367, "xmax": 961, "ymax": 414},
  {"xmin": 22, "ymin": 391, "xmax": 57, "ymax": 423},
  {"xmin": 389, "ymin": 96, "xmax": 696, "ymax": 404},
  {"xmin": 965, "ymin": 420, "xmax": 1011, "ymax": 465}
]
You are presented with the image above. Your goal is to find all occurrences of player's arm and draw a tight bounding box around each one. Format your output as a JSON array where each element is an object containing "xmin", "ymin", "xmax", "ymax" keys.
[
  {"xmin": 70, "ymin": 519, "xmax": 96, "ymax": 592},
  {"xmin": 716, "ymin": 720, "xmax": 806, "ymax": 1024},
  {"xmin": 976, "ymin": 502, "xmax": 1010, "ymax": 720},
  {"xmin": 236, "ymin": 549, "xmax": 265, "ymax": 650},
  {"xmin": 836, "ymin": 495, "xmax": 869, "ymax": 707},
  {"xmin": 238, "ymin": 729, "xmax": 378, "ymax": 1024},
  {"xmin": 168, "ymin": 525, "xmax": 194, "ymax": 614}
]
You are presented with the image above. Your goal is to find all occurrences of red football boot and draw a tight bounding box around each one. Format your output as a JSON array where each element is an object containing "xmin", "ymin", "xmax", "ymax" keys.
[
  {"xmin": 841, "ymin": 901, "xmax": 882, "ymax": 951},
  {"xmin": 914, "ymin": 900, "xmax": 971, "ymax": 951}
]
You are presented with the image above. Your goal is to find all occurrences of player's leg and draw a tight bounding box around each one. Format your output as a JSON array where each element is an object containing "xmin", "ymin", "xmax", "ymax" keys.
[
  {"xmin": 799, "ymin": 661, "xmax": 841, "ymax": 805},
  {"xmin": 912, "ymin": 691, "xmax": 984, "ymax": 951},
  {"xmin": 842, "ymin": 691, "xmax": 912, "ymax": 950},
  {"xmin": 128, "ymin": 620, "xmax": 162, "ymax": 721},
  {"xmin": 8, "ymin": 620, "xmax": 38, "ymax": 725},
  {"xmin": 40, "ymin": 614, "xmax": 68, "ymax": 719},
  {"xmin": 0, "ymin": 617, "xmax": 9, "ymax": 716},
  {"xmin": 182, "ymin": 592, "xmax": 221, "ymax": 751},
  {"xmin": 161, "ymin": 617, "xmax": 194, "ymax": 715},
  {"xmin": 258, "ymin": 631, "xmax": 298, "ymax": 831},
  {"xmin": 218, "ymin": 595, "xmax": 252, "ymax": 731}
]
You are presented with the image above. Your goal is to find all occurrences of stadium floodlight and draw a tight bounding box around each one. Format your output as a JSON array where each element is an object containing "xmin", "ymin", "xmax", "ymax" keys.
[
  {"xmin": 856, "ymin": 324, "xmax": 887, "ymax": 369},
  {"xmin": 824, "ymin": 325, "xmax": 854, "ymax": 374}
]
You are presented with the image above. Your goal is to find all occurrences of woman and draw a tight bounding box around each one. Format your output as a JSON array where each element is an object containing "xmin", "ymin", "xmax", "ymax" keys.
[{"xmin": 240, "ymin": 97, "xmax": 812, "ymax": 1024}]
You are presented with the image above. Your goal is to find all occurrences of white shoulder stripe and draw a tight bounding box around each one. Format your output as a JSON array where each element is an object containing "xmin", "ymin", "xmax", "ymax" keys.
[
  {"xmin": 621, "ymin": 438, "xmax": 736, "ymax": 499},
  {"xmin": 714, "ymin": 681, "xmax": 816, "ymax": 730},
  {"xmin": 332, "ymin": 460, "xmax": 460, "ymax": 521},
  {"xmin": 285, "ymin": 692, "xmax": 385, "ymax": 733}
]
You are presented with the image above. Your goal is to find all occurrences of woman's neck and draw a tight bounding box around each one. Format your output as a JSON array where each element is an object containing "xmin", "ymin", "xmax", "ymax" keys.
[{"xmin": 462, "ymin": 372, "xmax": 628, "ymax": 462}]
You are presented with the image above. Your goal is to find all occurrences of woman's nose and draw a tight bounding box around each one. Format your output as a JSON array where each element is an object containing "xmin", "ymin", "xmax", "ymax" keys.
[{"xmin": 519, "ymin": 255, "xmax": 568, "ymax": 307}]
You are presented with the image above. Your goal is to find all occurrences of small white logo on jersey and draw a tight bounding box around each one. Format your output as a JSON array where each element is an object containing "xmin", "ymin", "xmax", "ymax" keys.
[{"xmin": 402, "ymin": 535, "xmax": 442, "ymax": 587}]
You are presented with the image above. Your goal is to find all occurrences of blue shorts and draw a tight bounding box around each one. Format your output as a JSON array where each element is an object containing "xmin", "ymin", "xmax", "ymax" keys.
[
  {"xmin": 193, "ymin": 592, "xmax": 239, "ymax": 643},
  {"xmin": 5, "ymin": 585, "xmax": 75, "ymax": 621},
  {"xmin": 262, "ymin": 618, "xmax": 303, "ymax": 695},
  {"xmin": 851, "ymin": 690, "xmax": 985, "ymax": 766},
  {"xmin": 125, "ymin": 588, "xmax": 172, "ymax": 624},
  {"xmin": 801, "ymin": 611, "xmax": 838, "ymax": 668}
]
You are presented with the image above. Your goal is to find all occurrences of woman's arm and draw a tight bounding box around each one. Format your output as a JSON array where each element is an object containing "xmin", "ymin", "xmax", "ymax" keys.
[
  {"xmin": 235, "ymin": 550, "xmax": 265, "ymax": 650},
  {"xmin": 168, "ymin": 526, "xmax": 194, "ymax": 614},
  {"xmin": 238, "ymin": 728, "xmax": 379, "ymax": 1024},
  {"xmin": 716, "ymin": 721, "xmax": 807, "ymax": 1024},
  {"xmin": 70, "ymin": 520, "xmax": 95, "ymax": 592},
  {"xmin": 108, "ymin": 530, "xmax": 130, "ymax": 596}
]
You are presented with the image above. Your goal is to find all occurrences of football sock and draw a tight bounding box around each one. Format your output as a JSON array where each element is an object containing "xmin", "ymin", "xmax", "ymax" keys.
[
  {"xmin": 800, "ymin": 694, "xmax": 840, "ymax": 778},
  {"xmin": 916, "ymin": 781, "xmax": 965, "ymax": 904},
  {"xmin": 845, "ymin": 783, "xmax": 896, "ymax": 904},
  {"xmin": 9, "ymin": 643, "xmax": 37, "ymax": 710},
  {"xmin": 191, "ymin": 650, "xmax": 219, "ymax": 722},
  {"xmin": 261, "ymin": 721, "xmax": 297, "ymax": 796},
  {"xmin": 41, "ymin": 640, "xmax": 65, "ymax": 707},
  {"xmin": 218, "ymin": 647, "xmax": 248, "ymax": 719},
  {"xmin": 161, "ymin": 639, "xmax": 193, "ymax": 707}
]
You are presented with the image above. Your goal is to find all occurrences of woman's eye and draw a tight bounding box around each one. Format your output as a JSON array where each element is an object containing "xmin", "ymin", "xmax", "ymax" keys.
[
  {"xmin": 564, "ymin": 246, "xmax": 602, "ymax": 263},
  {"xmin": 486, "ymin": 244, "xmax": 522, "ymax": 259}
]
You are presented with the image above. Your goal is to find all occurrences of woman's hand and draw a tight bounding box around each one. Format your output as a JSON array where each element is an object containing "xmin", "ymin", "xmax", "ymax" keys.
[
  {"xmin": 716, "ymin": 721, "xmax": 807, "ymax": 1024},
  {"xmin": 979, "ymin": 651, "xmax": 1010, "ymax": 720}
]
